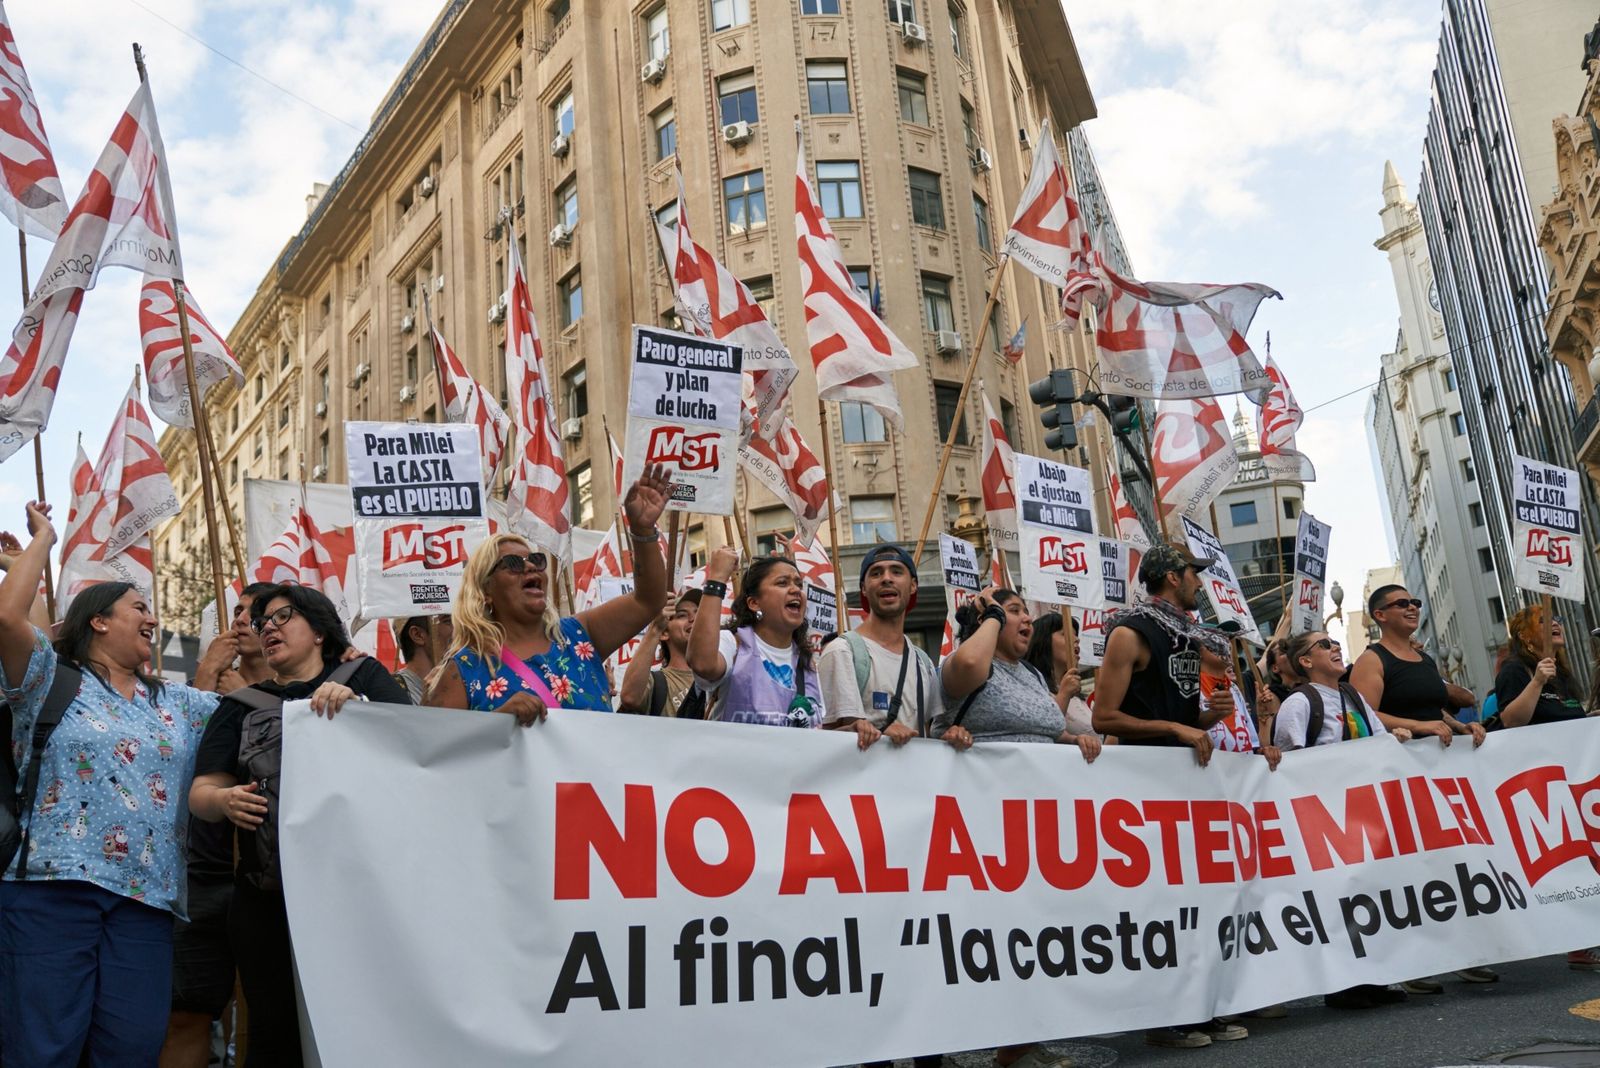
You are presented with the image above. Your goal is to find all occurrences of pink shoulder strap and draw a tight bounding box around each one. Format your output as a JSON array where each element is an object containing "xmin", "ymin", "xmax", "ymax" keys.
[{"xmin": 498, "ymin": 645, "xmax": 560, "ymax": 707}]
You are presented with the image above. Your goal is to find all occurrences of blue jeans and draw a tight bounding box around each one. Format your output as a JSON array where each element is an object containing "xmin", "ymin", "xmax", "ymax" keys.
[{"xmin": 0, "ymin": 879, "xmax": 173, "ymax": 1067}]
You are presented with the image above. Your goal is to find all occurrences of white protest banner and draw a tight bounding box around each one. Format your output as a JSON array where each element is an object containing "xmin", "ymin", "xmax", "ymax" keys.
[
  {"xmin": 1511, "ymin": 454, "xmax": 1585, "ymax": 601},
  {"xmin": 284, "ymin": 707, "xmax": 1600, "ymax": 1068},
  {"xmin": 1182, "ymin": 515, "xmax": 1262, "ymax": 646},
  {"xmin": 346, "ymin": 422, "xmax": 488, "ymax": 619},
  {"xmin": 1014, "ymin": 453, "xmax": 1102, "ymax": 609},
  {"xmin": 805, "ymin": 585, "xmax": 838, "ymax": 654},
  {"xmin": 1075, "ymin": 607, "xmax": 1110, "ymax": 667},
  {"xmin": 1290, "ymin": 511, "xmax": 1332, "ymax": 634},
  {"xmin": 622, "ymin": 324, "xmax": 743, "ymax": 515}
]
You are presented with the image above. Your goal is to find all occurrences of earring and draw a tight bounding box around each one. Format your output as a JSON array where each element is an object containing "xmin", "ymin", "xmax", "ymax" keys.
[
  {"xmin": 314, "ymin": 637, "xmax": 323, "ymax": 645},
  {"xmin": 754, "ymin": 609, "xmax": 763, "ymax": 622}
]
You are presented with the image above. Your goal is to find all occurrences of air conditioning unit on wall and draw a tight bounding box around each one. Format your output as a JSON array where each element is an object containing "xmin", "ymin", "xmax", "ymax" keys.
[
  {"xmin": 901, "ymin": 21, "xmax": 927, "ymax": 44},
  {"xmin": 722, "ymin": 121, "xmax": 753, "ymax": 146},
  {"xmin": 936, "ymin": 330, "xmax": 962, "ymax": 355},
  {"xmin": 640, "ymin": 57, "xmax": 667, "ymax": 84}
]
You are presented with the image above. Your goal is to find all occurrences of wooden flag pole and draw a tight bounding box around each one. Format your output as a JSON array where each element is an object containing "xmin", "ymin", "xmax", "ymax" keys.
[
  {"xmin": 1542, "ymin": 593, "xmax": 1554, "ymax": 659},
  {"xmin": 665, "ymin": 510, "xmax": 682, "ymax": 591},
  {"xmin": 912, "ymin": 254, "xmax": 1010, "ymax": 566},
  {"xmin": 173, "ymin": 283, "xmax": 229, "ymax": 633},
  {"xmin": 816, "ymin": 397, "xmax": 851, "ymax": 632},
  {"xmin": 191, "ymin": 378, "xmax": 248, "ymax": 585},
  {"xmin": 730, "ymin": 494, "xmax": 754, "ymax": 559},
  {"xmin": 1272, "ymin": 480, "xmax": 1289, "ymax": 621},
  {"xmin": 16, "ymin": 230, "xmax": 56, "ymax": 621}
]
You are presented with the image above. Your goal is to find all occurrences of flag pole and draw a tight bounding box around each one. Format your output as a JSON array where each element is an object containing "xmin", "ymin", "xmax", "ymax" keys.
[
  {"xmin": 1272, "ymin": 479, "xmax": 1288, "ymax": 620},
  {"xmin": 173, "ymin": 282, "xmax": 228, "ymax": 633},
  {"xmin": 664, "ymin": 510, "xmax": 682, "ymax": 591},
  {"xmin": 816, "ymin": 397, "xmax": 850, "ymax": 632},
  {"xmin": 1139, "ymin": 410, "xmax": 1178, "ymax": 544},
  {"xmin": 911, "ymin": 254, "xmax": 1009, "ymax": 566},
  {"xmin": 16, "ymin": 231, "xmax": 56, "ymax": 621},
  {"xmin": 192, "ymin": 384, "xmax": 247, "ymax": 584},
  {"xmin": 731, "ymin": 467, "xmax": 754, "ymax": 558}
]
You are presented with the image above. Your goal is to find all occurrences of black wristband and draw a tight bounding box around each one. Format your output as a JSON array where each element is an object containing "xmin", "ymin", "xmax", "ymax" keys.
[
  {"xmin": 702, "ymin": 580, "xmax": 728, "ymax": 599},
  {"xmin": 980, "ymin": 604, "xmax": 1008, "ymax": 628}
]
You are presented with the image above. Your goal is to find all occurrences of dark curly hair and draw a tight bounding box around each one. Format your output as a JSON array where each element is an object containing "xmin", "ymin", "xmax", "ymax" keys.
[
  {"xmin": 250, "ymin": 584, "xmax": 351, "ymax": 667},
  {"xmin": 726, "ymin": 556, "xmax": 811, "ymax": 673},
  {"xmin": 954, "ymin": 588, "xmax": 1022, "ymax": 642}
]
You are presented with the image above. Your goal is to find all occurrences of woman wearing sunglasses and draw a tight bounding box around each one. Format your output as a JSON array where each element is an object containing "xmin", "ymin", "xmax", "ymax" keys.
[
  {"xmin": 428, "ymin": 465, "xmax": 671, "ymax": 716},
  {"xmin": 188, "ymin": 582, "xmax": 412, "ymax": 1065}
]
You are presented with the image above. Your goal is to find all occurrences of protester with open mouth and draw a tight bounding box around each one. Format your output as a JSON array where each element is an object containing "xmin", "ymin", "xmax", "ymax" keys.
[
  {"xmin": 189, "ymin": 582, "xmax": 412, "ymax": 1066},
  {"xmin": 0, "ymin": 502, "xmax": 234, "ymax": 1065},
  {"xmin": 689, "ymin": 546, "xmax": 823, "ymax": 727},
  {"xmin": 427, "ymin": 464, "xmax": 672, "ymax": 717},
  {"xmin": 1349, "ymin": 584, "xmax": 1486, "ymax": 749}
]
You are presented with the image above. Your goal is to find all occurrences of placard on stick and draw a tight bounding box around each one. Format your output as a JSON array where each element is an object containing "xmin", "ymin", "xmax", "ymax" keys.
[
  {"xmin": 1014, "ymin": 452, "xmax": 1103, "ymax": 610},
  {"xmin": 620, "ymin": 325, "xmax": 743, "ymax": 515}
]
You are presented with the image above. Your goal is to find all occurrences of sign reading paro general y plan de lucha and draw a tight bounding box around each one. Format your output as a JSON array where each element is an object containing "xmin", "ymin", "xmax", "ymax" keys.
[
  {"xmin": 621, "ymin": 324, "xmax": 743, "ymax": 516},
  {"xmin": 346, "ymin": 422, "xmax": 488, "ymax": 620}
]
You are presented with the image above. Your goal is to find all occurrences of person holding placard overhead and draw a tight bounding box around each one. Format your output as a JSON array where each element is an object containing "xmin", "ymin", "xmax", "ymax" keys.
[{"xmin": 427, "ymin": 465, "xmax": 672, "ymax": 715}]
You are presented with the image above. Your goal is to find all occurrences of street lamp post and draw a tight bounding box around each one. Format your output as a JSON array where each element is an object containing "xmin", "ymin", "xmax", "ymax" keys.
[{"xmin": 1322, "ymin": 580, "xmax": 1345, "ymax": 627}]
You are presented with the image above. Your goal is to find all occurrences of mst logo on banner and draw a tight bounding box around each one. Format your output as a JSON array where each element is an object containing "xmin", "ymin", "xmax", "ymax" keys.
[
  {"xmin": 1014, "ymin": 453, "xmax": 1102, "ymax": 610},
  {"xmin": 347, "ymin": 422, "xmax": 487, "ymax": 620},
  {"xmin": 1512, "ymin": 455, "xmax": 1585, "ymax": 600},
  {"xmin": 622, "ymin": 324, "xmax": 742, "ymax": 514},
  {"xmin": 1182, "ymin": 516, "xmax": 1262, "ymax": 645},
  {"xmin": 283, "ymin": 710, "xmax": 1600, "ymax": 1068}
]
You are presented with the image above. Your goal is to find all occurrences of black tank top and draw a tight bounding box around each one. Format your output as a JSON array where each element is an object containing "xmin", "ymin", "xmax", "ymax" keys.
[
  {"xmin": 1372, "ymin": 644, "xmax": 1449, "ymax": 722},
  {"xmin": 1112, "ymin": 614, "xmax": 1202, "ymax": 746}
]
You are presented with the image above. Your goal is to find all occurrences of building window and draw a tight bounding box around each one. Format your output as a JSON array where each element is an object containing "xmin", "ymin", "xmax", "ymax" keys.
[
  {"xmin": 802, "ymin": 0, "xmax": 841, "ymax": 12},
  {"xmin": 1489, "ymin": 596, "xmax": 1504, "ymax": 624},
  {"xmin": 569, "ymin": 463, "xmax": 594, "ymax": 528},
  {"xmin": 908, "ymin": 168, "xmax": 945, "ymax": 229},
  {"xmin": 816, "ymin": 161, "xmax": 863, "ymax": 219},
  {"xmin": 254, "ymin": 375, "xmax": 264, "ymax": 403},
  {"xmin": 318, "ymin": 431, "xmax": 329, "ymax": 474},
  {"xmin": 806, "ymin": 61, "xmax": 851, "ymax": 115},
  {"xmin": 1478, "ymin": 547, "xmax": 1494, "ymax": 572},
  {"xmin": 1230, "ymin": 501, "xmax": 1258, "ymax": 526},
  {"xmin": 555, "ymin": 178, "xmax": 578, "ymax": 230},
  {"xmin": 318, "ymin": 368, "xmax": 330, "ymax": 407},
  {"xmin": 753, "ymin": 506, "xmax": 793, "ymax": 555},
  {"xmin": 1462, "ymin": 458, "xmax": 1475, "ymax": 483},
  {"xmin": 851, "ymin": 496, "xmax": 897, "ymax": 543},
  {"xmin": 549, "ymin": 0, "xmax": 570, "ymax": 24},
  {"xmin": 961, "ymin": 99, "xmax": 978, "ymax": 156},
  {"xmin": 559, "ymin": 271, "xmax": 583, "ymax": 327},
  {"xmin": 552, "ymin": 88, "xmax": 574, "ymax": 139},
  {"xmin": 1450, "ymin": 412, "xmax": 1465, "ymax": 436},
  {"xmin": 1443, "ymin": 368, "xmax": 1456, "ymax": 391},
  {"xmin": 934, "ymin": 382, "xmax": 968, "ymax": 446},
  {"xmin": 229, "ymin": 458, "xmax": 239, "ymax": 487},
  {"xmin": 1284, "ymin": 497, "xmax": 1299, "ymax": 518},
  {"xmin": 745, "ymin": 275, "xmax": 776, "ymax": 319},
  {"xmin": 849, "ymin": 267, "xmax": 872, "ymax": 297},
  {"xmin": 1000, "ymin": 398, "xmax": 1019, "ymax": 446},
  {"xmin": 655, "ymin": 199, "xmax": 679, "ymax": 232},
  {"xmin": 1469, "ymin": 501, "xmax": 1484, "ymax": 527},
  {"xmin": 897, "ymin": 71, "xmax": 928, "ymax": 125},
  {"xmin": 278, "ymin": 448, "xmax": 290, "ymax": 481},
  {"xmin": 922, "ymin": 274, "xmax": 954, "ymax": 333},
  {"xmin": 723, "ymin": 170, "xmax": 767, "ymax": 233},
  {"xmin": 840, "ymin": 400, "xmax": 887, "ymax": 443},
  {"xmin": 644, "ymin": 6, "xmax": 670, "ymax": 61},
  {"xmin": 563, "ymin": 364, "xmax": 588, "ymax": 418},
  {"xmin": 254, "ymin": 429, "xmax": 264, "ymax": 459},
  {"xmin": 717, "ymin": 71, "xmax": 758, "ymax": 127},
  {"xmin": 279, "ymin": 403, "xmax": 290, "ymax": 430},
  {"xmin": 281, "ymin": 340, "xmax": 293, "ymax": 369},
  {"xmin": 948, "ymin": 3, "xmax": 965, "ymax": 57},
  {"xmin": 652, "ymin": 104, "xmax": 677, "ymax": 161},
  {"xmin": 711, "ymin": 0, "xmax": 750, "ymax": 31},
  {"xmin": 887, "ymin": 0, "xmax": 914, "ymax": 24},
  {"xmin": 230, "ymin": 404, "xmax": 239, "ymax": 433},
  {"xmin": 973, "ymin": 195, "xmax": 992, "ymax": 253}
]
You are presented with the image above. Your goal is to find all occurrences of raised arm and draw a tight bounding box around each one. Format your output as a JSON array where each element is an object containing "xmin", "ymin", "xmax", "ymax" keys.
[
  {"xmin": 577, "ymin": 465, "xmax": 671, "ymax": 657},
  {"xmin": 618, "ymin": 615, "xmax": 666, "ymax": 712},
  {"xmin": 939, "ymin": 588, "xmax": 1004, "ymax": 700},
  {"xmin": 687, "ymin": 546, "xmax": 737, "ymax": 682},
  {"xmin": 0, "ymin": 503, "xmax": 54, "ymax": 686}
]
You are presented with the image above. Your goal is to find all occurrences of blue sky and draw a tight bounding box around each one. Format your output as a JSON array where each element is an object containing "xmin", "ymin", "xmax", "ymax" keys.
[{"xmin": 3, "ymin": 0, "xmax": 1450, "ymax": 640}]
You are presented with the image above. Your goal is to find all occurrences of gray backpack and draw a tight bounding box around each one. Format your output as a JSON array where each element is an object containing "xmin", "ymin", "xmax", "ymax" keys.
[{"xmin": 229, "ymin": 657, "xmax": 366, "ymax": 890}]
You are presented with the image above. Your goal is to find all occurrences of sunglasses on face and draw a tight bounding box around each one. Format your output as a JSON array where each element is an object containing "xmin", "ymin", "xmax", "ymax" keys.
[
  {"xmin": 1380, "ymin": 598, "xmax": 1423, "ymax": 611},
  {"xmin": 492, "ymin": 552, "xmax": 548, "ymax": 575},
  {"xmin": 1312, "ymin": 638, "xmax": 1341, "ymax": 652},
  {"xmin": 250, "ymin": 605, "xmax": 299, "ymax": 634}
]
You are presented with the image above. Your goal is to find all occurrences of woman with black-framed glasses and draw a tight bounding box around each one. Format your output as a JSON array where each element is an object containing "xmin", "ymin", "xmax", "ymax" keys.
[{"xmin": 427, "ymin": 466, "xmax": 671, "ymax": 716}]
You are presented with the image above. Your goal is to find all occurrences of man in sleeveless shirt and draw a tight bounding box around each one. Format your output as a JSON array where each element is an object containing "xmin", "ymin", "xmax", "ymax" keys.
[{"xmin": 1350, "ymin": 584, "xmax": 1485, "ymax": 748}]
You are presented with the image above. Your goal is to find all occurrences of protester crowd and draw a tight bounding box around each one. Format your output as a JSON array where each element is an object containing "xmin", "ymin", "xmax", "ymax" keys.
[{"xmin": 0, "ymin": 479, "xmax": 1596, "ymax": 1068}]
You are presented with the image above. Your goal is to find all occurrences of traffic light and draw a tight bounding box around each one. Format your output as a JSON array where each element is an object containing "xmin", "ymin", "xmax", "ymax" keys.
[
  {"xmin": 1105, "ymin": 394, "xmax": 1140, "ymax": 435},
  {"xmin": 1027, "ymin": 369, "xmax": 1079, "ymax": 452}
]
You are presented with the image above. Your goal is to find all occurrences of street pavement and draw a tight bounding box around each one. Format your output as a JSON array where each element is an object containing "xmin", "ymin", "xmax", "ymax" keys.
[{"xmin": 865, "ymin": 954, "xmax": 1600, "ymax": 1068}]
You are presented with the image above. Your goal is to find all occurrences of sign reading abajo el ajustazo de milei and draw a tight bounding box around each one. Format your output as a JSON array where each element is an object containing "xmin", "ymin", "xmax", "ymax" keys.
[{"xmin": 1014, "ymin": 452, "xmax": 1104, "ymax": 611}]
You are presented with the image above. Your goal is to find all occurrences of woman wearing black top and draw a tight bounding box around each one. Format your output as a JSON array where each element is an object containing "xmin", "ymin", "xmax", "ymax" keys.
[
  {"xmin": 189, "ymin": 584, "xmax": 412, "ymax": 1065},
  {"xmin": 1349, "ymin": 584, "xmax": 1484, "ymax": 748},
  {"xmin": 1490, "ymin": 604, "xmax": 1587, "ymax": 728}
]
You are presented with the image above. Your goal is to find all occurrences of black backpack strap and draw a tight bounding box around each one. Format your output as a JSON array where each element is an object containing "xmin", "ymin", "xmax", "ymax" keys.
[
  {"xmin": 327, "ymin": 656, "xmax": 367, "ymax": 688},
  {"xmin": 1290, "ymin": 684, "xmax": 1323, "ymax": 750},
  {"xmin": 225, "ymin": 686, "xmax": 282, "ymax": 711},
  {"xmin": 952, "ymin": 664, "xmax": 995, "ymax": 729},
  {"xmin": 15, "ymin": 663, "xmax": 82, "ymax": 879},
  {"xmin": 648, "ymin": 670, "xmax": 667, "ymax": 716}
]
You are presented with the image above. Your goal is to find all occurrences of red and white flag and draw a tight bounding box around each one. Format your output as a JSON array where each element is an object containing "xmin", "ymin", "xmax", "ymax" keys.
[
  {"xmin": 607, "ymin": 429, "xmax": 624, "ymax": 498},
  {"xmin": 139, "ymin": 276, "xmax": 242, "ymax": 428},
  {"xmin": 426, "ymin": 311, "xmax": 510, "ymax": 489},
  {"xmin": 1080, "ymin": 261, "xmax": 1277, "ymax": 401},
  {"xmin": 1256, "ymin": 353, "xmax": 1316, "ymax": 482},
  {"xmin": 59, "ymin": 443, "xmax": 153, "ymax": 618},
  {"xmin": 0, "ymin": 3, "xmax": 66, "ymax": 239},
  {"xmin": 737, "ymin": 414, "xmax": 832, "ymax": 545},
  {"xmin": 252, "ymin": 505, "xmax": 353, "ymax": 613},
  {"xmin": 656, "ymin": 169, "xmax": 796, "ymax": 438},
  {"xmin": 979, "ymin": 393, "xmax": 1017, "ymax": 553},
  {"xmin": 502, "ymin": 230, "xmax": 571, "ymax": 563},
  {"xmin": 1105, "ymin": 454, "xmax": 1151, "ymax": 551},
  {"xmin": 573, "ymin": 526, "xmax": 631, "ymax": 612},
  {"xmin": 1150, "ymin": 394, "xmax": 1238, "ymax": 523},
  {"xmin": 989, "ymin": 545, "xmax": 1010, "ymax": 589},
  {"xmin": 1003, "ymin": 119, "xmax": 1093, "ymax": 294},
  {"xmin": 795, "ymin": 125, "xmax": 916, "ymax": 428},
  {"xmin": 788, "ymin": 533, "xmax": 836, "ymax": 592},
  {"xmin": 1, "ymin": 81, "xmax": 183, "ymax": 462}
]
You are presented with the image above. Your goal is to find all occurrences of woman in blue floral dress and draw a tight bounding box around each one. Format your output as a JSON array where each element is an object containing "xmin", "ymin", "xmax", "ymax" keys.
[{"xmin": 427, "ymin": 465, "xmax": 671, "ymax": 717}]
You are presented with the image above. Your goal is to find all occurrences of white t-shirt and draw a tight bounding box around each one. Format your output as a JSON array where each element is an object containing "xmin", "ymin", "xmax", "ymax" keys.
[
  {"xmin": 1274, "ymin": 683, "xmax": 1390, "ymax": 750},
  {"xmin": 696, "ymin": 631, "xmax": 826, "ymax": 716},
  {"xmin": 817, "ymin": 634, "xmax": 943, "ymax": 732}
]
